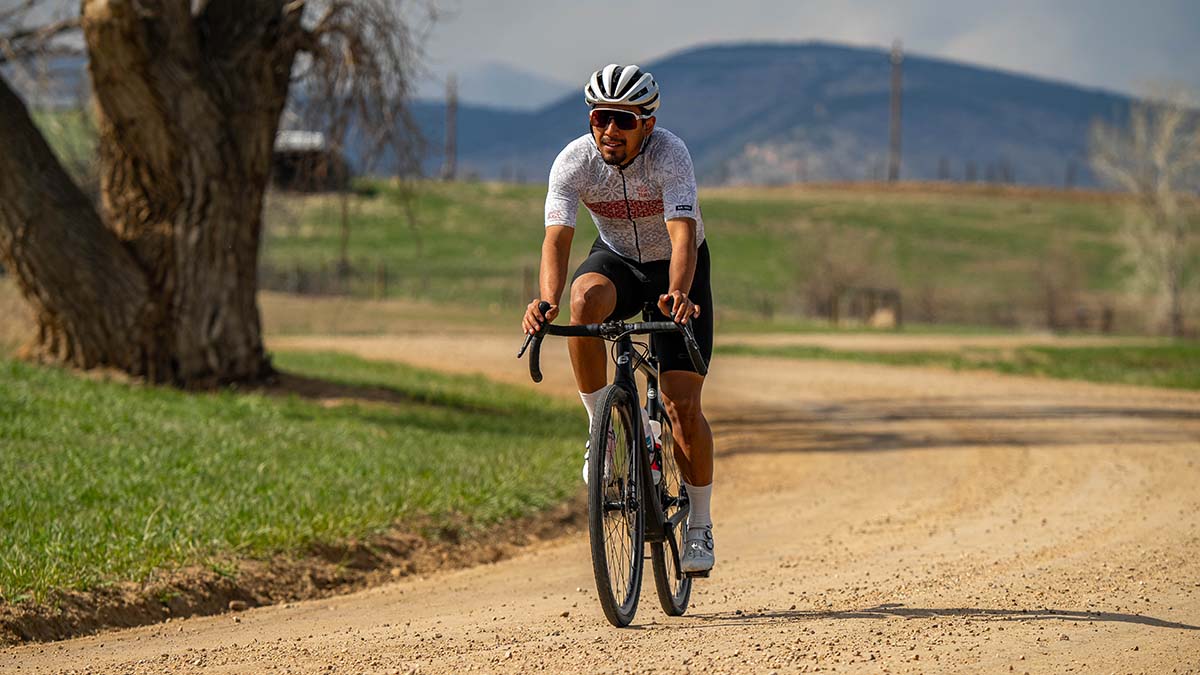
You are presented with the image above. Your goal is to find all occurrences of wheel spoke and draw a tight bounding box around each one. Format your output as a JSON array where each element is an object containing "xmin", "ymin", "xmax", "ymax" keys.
[
  {"xmin": 606, "ymin": 433, "xmax": 633, "ymax": 601},
  {"xmin": 650, "ymin": 414, "xmax": 692, "ymax": 615}
]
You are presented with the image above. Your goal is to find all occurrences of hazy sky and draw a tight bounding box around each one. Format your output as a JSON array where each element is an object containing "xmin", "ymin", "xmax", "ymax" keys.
[{"xmin": 420, "ymin": 0, "xmax": 1200, "ymax": 97}]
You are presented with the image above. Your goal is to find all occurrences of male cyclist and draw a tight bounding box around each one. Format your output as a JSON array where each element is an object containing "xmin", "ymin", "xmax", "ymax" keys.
[{"xmin": 521, "ymin": 64, "xmax": 715, "ymax": 574}]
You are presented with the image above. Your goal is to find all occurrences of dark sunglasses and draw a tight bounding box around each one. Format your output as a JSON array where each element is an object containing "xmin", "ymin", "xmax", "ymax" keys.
[{"xmin": 589, "ymin": 108, "xmax": 650, "ymax": 131}]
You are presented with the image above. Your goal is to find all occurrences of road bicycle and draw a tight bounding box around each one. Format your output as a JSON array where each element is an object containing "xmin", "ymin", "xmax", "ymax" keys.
[{"xmin": 519, "ymin": 301, "xmax": 709, "ymax": 627}]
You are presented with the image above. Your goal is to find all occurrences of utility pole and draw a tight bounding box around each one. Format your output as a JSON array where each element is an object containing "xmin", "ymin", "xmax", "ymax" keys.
[
  {"xmin": 442, "ymin": 73, "xmax": 457, "ymax": 181},
  {"xmin": 887, "ymin": 40, "xmax": 904, "ymax": 183}
]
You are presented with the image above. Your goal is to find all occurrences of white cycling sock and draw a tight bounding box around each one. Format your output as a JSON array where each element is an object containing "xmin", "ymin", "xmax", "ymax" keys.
[
  {"xmin": 684, "ymin": 481, "xmax": 712, "ymax": 531},
  {"xmin": 579, "ymin": 389, "xmax": 605, "ymax": 429}
]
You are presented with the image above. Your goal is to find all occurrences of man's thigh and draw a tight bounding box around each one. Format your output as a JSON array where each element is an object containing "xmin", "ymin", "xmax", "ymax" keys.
[{"xmin": 571, "ymin": 244, "xmax": 647, "ymax": 321}]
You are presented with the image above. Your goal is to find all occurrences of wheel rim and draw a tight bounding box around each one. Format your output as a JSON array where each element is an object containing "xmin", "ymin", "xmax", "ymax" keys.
[
  {"xmin": 658, "ymin": 418, "xmax": 690, "ymax": 603},
  {"xmin": 601, "ymin": 403, "xmax": 640, "ymax": 614}
]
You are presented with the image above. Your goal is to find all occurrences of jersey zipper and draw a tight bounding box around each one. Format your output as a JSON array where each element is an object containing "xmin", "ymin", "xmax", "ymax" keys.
[{"xmin": 618, "ymin": 166, "xmax": 643, "ymax": 263}]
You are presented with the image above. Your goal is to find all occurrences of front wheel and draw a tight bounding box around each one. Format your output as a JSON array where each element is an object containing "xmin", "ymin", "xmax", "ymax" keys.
[
  {"xmin": 588, "ymin": 385, "xmax": 644, "ymax": 628},
  {"xmin": 650, "ymin": 412, "xmax": 692, "ymax": 615}
]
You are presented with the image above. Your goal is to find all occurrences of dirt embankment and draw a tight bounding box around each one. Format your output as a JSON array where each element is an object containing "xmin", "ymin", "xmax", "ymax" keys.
[
  {"xmin": 5, "ymin": 333, "xmax": 1198, "ymax": 674},
  {"xmin": 0, "ymin": 496, "xmax": 584, "ymax": 647}
]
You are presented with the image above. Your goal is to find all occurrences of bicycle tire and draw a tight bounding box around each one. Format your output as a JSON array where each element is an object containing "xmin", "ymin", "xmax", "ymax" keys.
[
  {"xmin": 649, "ymin": 412, "xmax": 692, "ymax": 616},
  {"xmin": 588, "ymin": 385, "xmax": 644, "ymax": 627}
]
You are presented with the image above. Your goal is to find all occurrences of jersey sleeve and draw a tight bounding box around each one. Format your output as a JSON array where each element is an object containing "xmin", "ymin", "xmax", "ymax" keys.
[
  {"xmin": 655, "ymin": 134, "xmax": 700, "ymax": 223},
  {"xmin": 544, "ymin": 143, "xmax": 582, "ymax": 228}
]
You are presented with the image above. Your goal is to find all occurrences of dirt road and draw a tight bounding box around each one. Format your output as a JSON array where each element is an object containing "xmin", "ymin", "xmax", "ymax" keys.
[{"xmin": 7, "ymin": 334, "xmax": 1200, "ymax": 674}]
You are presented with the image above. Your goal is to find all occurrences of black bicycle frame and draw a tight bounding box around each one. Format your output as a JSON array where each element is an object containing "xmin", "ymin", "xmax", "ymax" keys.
[
  {"xmin": 616, "ymin": 333, "xmax": 693, "ymax": 560},
  {"xmin": 519, "ymin": 302, "xmax": 705, "ymax": 560}
]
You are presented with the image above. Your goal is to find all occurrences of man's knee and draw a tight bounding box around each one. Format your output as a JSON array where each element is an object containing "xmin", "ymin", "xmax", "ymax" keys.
[{"xmin": 570, "ymin": 274, "xmax": 615, "ymax": 324}]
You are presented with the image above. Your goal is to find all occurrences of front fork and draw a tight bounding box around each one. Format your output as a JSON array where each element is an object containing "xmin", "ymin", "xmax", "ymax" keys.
[{"xmin": 613, "ymin": 336, "xmax": 672, "ymax": 544}]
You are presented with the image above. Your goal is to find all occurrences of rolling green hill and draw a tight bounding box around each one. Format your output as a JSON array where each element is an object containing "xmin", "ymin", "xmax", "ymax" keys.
[{"xmin": 261, "ymin": 179, "xmax": 1148, "ymax": 333}]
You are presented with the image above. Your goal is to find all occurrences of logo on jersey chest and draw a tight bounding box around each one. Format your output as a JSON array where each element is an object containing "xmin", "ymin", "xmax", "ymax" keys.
[{"xmin": 585, "ymin": 199, "xmax": 665, "ymax": 220}]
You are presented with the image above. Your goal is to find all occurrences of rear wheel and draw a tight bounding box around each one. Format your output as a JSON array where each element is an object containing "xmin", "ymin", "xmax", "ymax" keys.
[
  {"xmin": 588, "ymin": 385, "xmax": 644, "ymax": 628},
  {"xmin": 650, "ymin": 412, "xmax": 692, "ymax": 616}
]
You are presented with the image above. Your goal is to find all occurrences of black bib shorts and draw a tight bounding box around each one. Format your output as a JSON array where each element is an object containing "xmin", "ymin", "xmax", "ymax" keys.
[{"xmin": 571, "ymin": 238, "xmax": 713, "ymax": 375}]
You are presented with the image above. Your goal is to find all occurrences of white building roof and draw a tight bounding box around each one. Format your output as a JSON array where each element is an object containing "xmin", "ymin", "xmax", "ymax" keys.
[{"xmin": 274, "ymin": 130, "xmax": 326, "ymax": 152}]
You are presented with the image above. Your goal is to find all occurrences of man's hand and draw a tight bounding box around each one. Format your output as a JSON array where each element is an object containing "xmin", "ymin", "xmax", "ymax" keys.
[
  {"xmin": 522, "ymin": 299, "xmax": 559, "ymax": 335},
  {"xmin": 658, "ymin": 290, "xmax": 701, "ymax": 325}
]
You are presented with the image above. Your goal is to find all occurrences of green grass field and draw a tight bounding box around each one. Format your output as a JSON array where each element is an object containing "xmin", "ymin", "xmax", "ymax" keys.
[
  {"xmin": 717, "ymin": 342, "xmax": 1200, "ymax": 390},
  {"xmin": 0, "ymin": 351, "xmax": 585, "ymax": 603},
  {"xmin": 262, "ymin": 180, "xmax": 1139, "ymax": 330}
]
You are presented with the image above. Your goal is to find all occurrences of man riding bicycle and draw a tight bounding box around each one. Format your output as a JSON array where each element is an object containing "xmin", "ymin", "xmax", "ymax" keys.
[{"xmin": 521, "ymin": 64, "xmax": 716, "ymax": 574}]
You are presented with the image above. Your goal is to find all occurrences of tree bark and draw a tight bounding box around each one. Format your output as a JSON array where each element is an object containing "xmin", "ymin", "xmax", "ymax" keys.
[
  {"xmin": 0, "ymin": 76, "xmax": 153, "ymax": 372},
  {"xmin": 0, "ymin": 1, "xmax": 305, "ymax": 385}
]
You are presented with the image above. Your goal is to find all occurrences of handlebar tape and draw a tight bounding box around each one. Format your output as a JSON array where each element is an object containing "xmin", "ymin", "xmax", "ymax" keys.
[{"xmin": 527, "ymin": 301, "xmax": 552, "ymax": 383}]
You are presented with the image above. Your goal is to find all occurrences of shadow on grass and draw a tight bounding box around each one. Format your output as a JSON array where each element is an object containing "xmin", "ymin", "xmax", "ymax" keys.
[
  {"xmin": 689, "ymin": 602, "xmax": 1199, "ymax": 631},
  {"xmin": 713, "ymin": 397, "xmax": 1200, "ymax": 457},
  {"xmin": 258, "ymin": 370, "xmax": 514, "ymax": 417},
  {"xmin": 252, "ymin": 369, "xmax": 571, "ymax": 439}
]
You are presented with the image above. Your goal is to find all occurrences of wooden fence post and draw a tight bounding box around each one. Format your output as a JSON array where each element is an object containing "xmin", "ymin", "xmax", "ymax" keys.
[{"xmin": 375, "ymin": 262, "xmax": 388, "ymax": 300}]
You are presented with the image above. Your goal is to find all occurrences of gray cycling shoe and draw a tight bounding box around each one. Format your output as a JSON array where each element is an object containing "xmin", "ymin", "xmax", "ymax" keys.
[{"xmin": 680, "ymin": 525, "xmax": 715, "ymax": 576}]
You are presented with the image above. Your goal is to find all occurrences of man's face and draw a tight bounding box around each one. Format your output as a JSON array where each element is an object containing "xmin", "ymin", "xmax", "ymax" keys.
[{"xmin": 590, "ymin": 103, "xmax": 656, "ymax": 166}]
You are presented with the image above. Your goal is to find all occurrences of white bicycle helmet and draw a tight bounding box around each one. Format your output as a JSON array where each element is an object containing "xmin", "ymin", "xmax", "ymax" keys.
[{"xmin": 584, "ymin": 64, "xmax": 660, "ymax": 115}]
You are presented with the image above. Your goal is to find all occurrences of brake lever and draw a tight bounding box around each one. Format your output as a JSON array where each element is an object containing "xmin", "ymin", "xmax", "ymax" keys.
[
  {"xmin": 677, "ymin": 320, "xmax": 708, "ymax": 377},
  {"xmin": 517, "ymin": 332, "xmax": 535, "ymax": 358},
  {"xmin": 517, "ymin": 301, "xmax": 553, "ymax": 359}
]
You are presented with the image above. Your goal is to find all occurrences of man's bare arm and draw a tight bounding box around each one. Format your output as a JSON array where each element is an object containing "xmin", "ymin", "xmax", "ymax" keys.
[
  {"xmin": 658, "ymin": 217, "xmax": 701, "ymax": 324},
  {"xmin": 522, "ymin": 225, "xmax": 574, "ymax": 334}
]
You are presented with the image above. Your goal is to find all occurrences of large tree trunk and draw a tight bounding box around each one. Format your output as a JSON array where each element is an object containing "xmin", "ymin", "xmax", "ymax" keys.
[
  {"xmin": 0, "ymin": 77, "xmax": 153, "ymax": 372},
  {"xmin": 0, "ymin": 0, "xmax": 303, "ymax": 386}
]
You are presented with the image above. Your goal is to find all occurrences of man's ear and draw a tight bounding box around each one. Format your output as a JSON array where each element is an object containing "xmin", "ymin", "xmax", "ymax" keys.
[{"xmin": 645, "ymin": 116, "xmax": 656, "ymax": 134}]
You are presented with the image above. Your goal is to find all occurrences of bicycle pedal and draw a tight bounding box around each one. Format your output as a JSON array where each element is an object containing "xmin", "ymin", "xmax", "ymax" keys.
[{"xmin": 684, "ymin": 569, "xmax": 711, "ymax": 579}]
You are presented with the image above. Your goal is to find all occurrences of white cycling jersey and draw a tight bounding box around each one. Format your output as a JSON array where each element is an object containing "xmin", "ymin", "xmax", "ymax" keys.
[{"xmin": 544, "ymin": 127, "xmax": 705, "ymax": 263}]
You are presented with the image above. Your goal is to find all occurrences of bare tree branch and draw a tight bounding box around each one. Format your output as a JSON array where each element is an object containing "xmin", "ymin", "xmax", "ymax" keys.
[
  {"xmin": 0, "ymin": 0, "xmax": 80, "ymax": 60},
  {"xmin": 0, "ymin": 2, "xmax": 81, "ymax": 67},
  {"xmin": 292, "ymin": 0, "xmax": 434, "ymax": 177},
  {"xmin": 1090, "ymin": 87, "xmax": 1200, "ymax": 336}
]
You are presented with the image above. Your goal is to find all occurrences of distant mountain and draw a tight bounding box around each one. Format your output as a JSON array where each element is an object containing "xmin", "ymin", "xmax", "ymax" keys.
[
  {"xmin": 416, "ymin": 41, "xmax": 1136, "ymax": 187},
  {"xmin": 414, "ymin": 62, "xmax": 572, "ymax": 112},
  {"xmin": 5, "ymin": 43, "xmax": 1139, "ymax": 188}
]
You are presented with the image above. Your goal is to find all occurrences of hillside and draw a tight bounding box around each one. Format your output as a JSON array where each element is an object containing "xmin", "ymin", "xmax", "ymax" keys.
[
  {"xmin": 6, "ymin": 42, "xmax": 1138, "ymax": 188},
  {"xmin": 417, "ymin": 41, "xmax": 1135, "ymax": 187},
  {"xmin": 256, "ymin": 180, "xmax": 1163, "ymax": 334}
]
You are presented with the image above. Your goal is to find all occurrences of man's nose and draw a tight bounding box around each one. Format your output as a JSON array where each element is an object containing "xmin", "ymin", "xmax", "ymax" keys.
[{"xmin": 604, "ymin": 119, "xmax": 623, "ymax": 135}]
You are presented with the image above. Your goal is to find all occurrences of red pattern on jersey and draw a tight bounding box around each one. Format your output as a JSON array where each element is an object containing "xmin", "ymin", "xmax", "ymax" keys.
[{"xmin": 585, "ymin": 199, "xmax": 664, "ymax": 220}]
